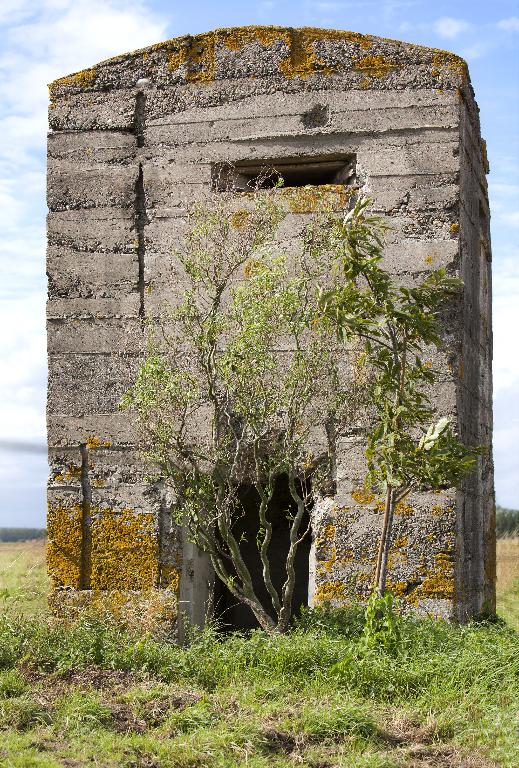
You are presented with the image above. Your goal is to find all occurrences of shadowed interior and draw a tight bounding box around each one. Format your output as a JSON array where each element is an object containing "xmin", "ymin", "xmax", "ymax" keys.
[{"xmin": 214, "ymin": 475, "xmax": 312, "ymax": 630}]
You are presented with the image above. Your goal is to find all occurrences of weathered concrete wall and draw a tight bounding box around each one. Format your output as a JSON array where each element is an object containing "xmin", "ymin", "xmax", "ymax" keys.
[{"xmin": 46, "ymin": 26, "xmax": 494, "ymax": 628}]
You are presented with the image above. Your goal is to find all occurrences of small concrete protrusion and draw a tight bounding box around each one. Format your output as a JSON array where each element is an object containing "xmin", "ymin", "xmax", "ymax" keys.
[{"xmin": 136, "ymin": 78, "xmax": 151, "ymax": 89}]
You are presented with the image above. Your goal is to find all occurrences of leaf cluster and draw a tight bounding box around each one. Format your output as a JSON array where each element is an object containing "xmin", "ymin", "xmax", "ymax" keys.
[{"xmin": 318, "ymin": 198, "xmax": 479, "ymax": 498}]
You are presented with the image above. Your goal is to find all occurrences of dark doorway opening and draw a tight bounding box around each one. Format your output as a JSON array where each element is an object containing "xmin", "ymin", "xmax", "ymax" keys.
[{"xmin": 214, "ymin": 475, "xmax": 312, "ymax": 631}]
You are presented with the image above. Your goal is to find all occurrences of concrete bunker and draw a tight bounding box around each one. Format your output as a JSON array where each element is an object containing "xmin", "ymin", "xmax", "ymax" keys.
[{"xmin": 46, "ymin": 26, "xmax": 495, "ymax": 633}]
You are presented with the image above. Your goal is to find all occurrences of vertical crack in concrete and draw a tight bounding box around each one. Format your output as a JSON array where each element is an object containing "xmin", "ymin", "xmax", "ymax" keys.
[
  {"xmin": 79, "ymin": 443, "xmax": 92, "ymax": 589},
  {"xmin": 134, "ymin": 164, "xmax": 149, "ymax": 320},
  {"xmin": 324, "ymin": 417, "xmax": 337, "ymax": 497},
  {"xmin": 134, "ymin": 91, "xmax": 146, "ymax": 148},
  {"xmin": 133, "ymin": 91, "xmax": 148, "ymax": 319}
]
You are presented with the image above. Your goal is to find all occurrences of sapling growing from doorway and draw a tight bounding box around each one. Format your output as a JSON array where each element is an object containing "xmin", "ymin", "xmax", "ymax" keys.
[{"xmin": 121, "ymin": 185, "xmax": 365, "ymax": 633}]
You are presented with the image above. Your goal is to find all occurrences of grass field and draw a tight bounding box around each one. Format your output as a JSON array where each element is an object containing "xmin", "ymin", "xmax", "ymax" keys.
[
  {"xmin": 0, "ymin": 539, "xmax": 517, "ymax": 768},
  {"xmin": 0, "ymin": 540, "xmax": 48, "ymax": 619},
  {"xmin": 496, "ymin": 538, "xmax": 519, "ymax": 631}
]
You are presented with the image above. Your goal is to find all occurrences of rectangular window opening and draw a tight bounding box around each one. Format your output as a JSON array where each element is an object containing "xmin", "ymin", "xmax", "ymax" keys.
[{"xmin": 213, "ymin": 155, "xmax": 356, "ymax": 192}]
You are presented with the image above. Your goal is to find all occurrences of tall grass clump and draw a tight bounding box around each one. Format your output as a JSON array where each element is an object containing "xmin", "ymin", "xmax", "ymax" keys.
[
  {"xmin": 0, "ymin": 606, "xmax": 518, "ymax": 766},
  {"xmin": 1, "ymin": 609, "xmax": 517, "ymax": 706}
]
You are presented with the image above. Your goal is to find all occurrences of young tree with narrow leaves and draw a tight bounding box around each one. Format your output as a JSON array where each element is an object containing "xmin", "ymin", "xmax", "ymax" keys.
[{"xmin": 318, "ymin": 198, "xmax": 479, "ymax": 595}]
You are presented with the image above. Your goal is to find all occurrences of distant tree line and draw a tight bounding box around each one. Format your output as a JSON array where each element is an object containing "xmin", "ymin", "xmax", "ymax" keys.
[
  {"xmin": 496, "ymin": 507, "xmax": 519, "ymax": 538},
  {"xmin": 0, "ymin": 528, "xmax": 46, "ymax": 542}
]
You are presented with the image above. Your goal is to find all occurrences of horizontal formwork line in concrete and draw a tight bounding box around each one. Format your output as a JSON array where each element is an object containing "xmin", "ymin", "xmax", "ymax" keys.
[
  {"xmin": 48, "ymin": 128, "xmax": 136, "ymax": 139},
  {"xmin": 147, "ymin": 103, "xmax": 457, "ymax": 128},
  {"xmin": 144, "ymin": 119, "xmax": 459, "ymax": 148},
  {"xmin": 47, "ymin": 209, "xmax": 135, "ymax": 221},
  {"xmin": 48, "ymin": 84, "xmax": 461, "ymax": 127},
  {"xmin": 145, "ymin": 88, "xmax": 458, "ymax": 123},
  {"xmin": 47, "ymin": 296, "xmax": 141, "ymax": 317},
  {"xmin": 143, "ymin": 126, "xmax": 459, "ymax": 150}
]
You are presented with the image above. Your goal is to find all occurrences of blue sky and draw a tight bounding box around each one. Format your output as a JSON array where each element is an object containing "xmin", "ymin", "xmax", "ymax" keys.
[{"xmin": 0, "ymin": 0, "xmax": 517, "ymax": 527}]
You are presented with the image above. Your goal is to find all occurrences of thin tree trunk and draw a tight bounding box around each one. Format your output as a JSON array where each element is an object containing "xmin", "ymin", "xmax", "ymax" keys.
[
  {"xmin": 214, "ymin": 486, "xmax": 277, "ymax": 630},
  {"xmin": 253, "ymin": 442, "xmax": 281, "ymax": 617},
  {"xmin": 277, "ymin": 471, "xmax": 307, "ymax": 634},
  {"xmin": 257, "ymin": 487, "xmax": 281, "ymax": 616},
  {"xmin": 188, "ymin": 517, "xmax": 276, "ymax": 632},
  {"xmin": 374, "ymin": 485, "xmax": 394, "ymax": 594},
  {"xmin": 210, "ymin": 553, "xmax": 276, "ymax": 632},
  {"xmin": 376, "ymin": 486, "xmax": 396, "ymax": 595}
]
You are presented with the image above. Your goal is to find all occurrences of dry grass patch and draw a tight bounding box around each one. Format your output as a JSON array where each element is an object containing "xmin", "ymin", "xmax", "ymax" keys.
[
  {"xmin": 496, "ymin": 537, "xmax": 519, "ymax": 631},
  {"xmin": 0, "ymin": 539, "xmax": 48, "ymax": 617}
]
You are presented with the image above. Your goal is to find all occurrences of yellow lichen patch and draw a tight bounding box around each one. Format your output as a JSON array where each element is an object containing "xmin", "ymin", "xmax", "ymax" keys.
[
  {"xmin": 159, "ymin": 565, "xmax": 181, "ymax": 592},
  {"xmin": 278, "ymin": 29, "xmax": 331, "ymax": 79},
  {"xmin": 431, "ymin": 51, "xmax": 468, "ymax": 80},
  {"xmin": 280, "ymin": 184, "xmax": 354, "ymax": 213},
  {"xmin": 49, "ymin": 67, "xmax": 96, "ymax": 93},
  {"xmin": 317, "ymin": 544, "xmax": 337, "ymax": 574},
  {"xmin": 425, "ymin": 254, "xmax": 434, "ymax": 265},
  {"xmin": 322, "ymin": 523, "xmax": 336, "ymax": 540},
  {"xmin": 450, "ymin": 222, "xmax": 460, "ymax": 235},
  {"xmin": 351, "ymin": 489, "xmax": 375, "ymax": 505},
  {"xmin": 431, "ymin": 504, "xmax": 447, "ymax": 517},
  {"xmin": 354, "ymin": 54, "xmax": 396, "ymax": 86},
  {"xmin": 230, "ymin": 209, "xmax": 252, "ymax": 229},
  {"xmin": 344, "ymin": 31, "xmax": 373, "ymax": 50},
  {"xmin": 338, "ymin": 550, "xmax": 356, "ymax": 566},
  {"xmin": 314, "ymin": 580, "xmax": 347, "ymax": 604},
  {"xmin": 226, "ymin": 27, "xmax": 374, "ymax": 79},
  {"xmin": 47, "ymin": 503, "xmax": 83, "ymax": 588},
  {"xmin": 413, "ymin": 552, "xmax": 455, "ymax": 600},
  {"xmin": 91, "ymin": 508, "xmax": 159, "ymax": 590},
  {"xmin": 393, "ymin": 536, "xmax": 408, "ymax": 548},
  {"xmin": 164, "ymin": 26, "xmax": 376, "ymax": 83},
  {"xmin": 168, "ymin": 33, "xmax": 216, "ymax": 82},
  {"xmin": 395, "ymin": 501, "xmax": 413, "ymax": 517},
  {"xmin": 223, "ymin": 26, "xmax": 291, "ymax": 52},
  {"xmin": 278, "ymin": 28, "xmax": 376, "ymax": 78},
  {"xmin": 385, "ymin": 578, "xmax": 407, "ymax": 597},
  {"xmin": 85, "ymin": 436, "xmax": 111, "ymax": 450},
  {"xmin": 64, "ymin": 465, "xmax": 82, "ymax": 482},
  {"xmin": 92, "ymin": 478, "xmax": 106, "ymax": 487}
]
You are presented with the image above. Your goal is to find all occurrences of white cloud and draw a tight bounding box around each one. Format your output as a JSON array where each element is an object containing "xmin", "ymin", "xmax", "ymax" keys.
[
  {"xmin": 433, "ymin": 16, "xmax": 470, "ymax": 40},
  {"xmin": 497, "ymin": 17, "xmax": 519, "ymax": 31}
]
